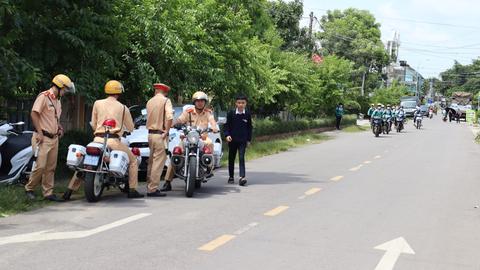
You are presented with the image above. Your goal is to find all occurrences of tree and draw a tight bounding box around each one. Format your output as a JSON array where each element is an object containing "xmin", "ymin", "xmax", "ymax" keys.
[
  {"xmin": 371, "ymin": 81, "xmax": 409, "ymax": 106},
  {"xmin": 318, "ymin": 8, "xmax": 389, "ymax": 94}
]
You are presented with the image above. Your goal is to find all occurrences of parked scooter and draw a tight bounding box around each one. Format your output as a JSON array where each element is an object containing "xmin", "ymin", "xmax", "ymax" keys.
[
  {"xmin": 0, "ymin": 121, "xmax": 35, "ymax": 185},
  {"xmin": 66, "ymin": 119, "xmax": 141, "ymax": 202},
  {"xmin": 170, "ymin": 125, "xmax": 215, "ymax": 197}
]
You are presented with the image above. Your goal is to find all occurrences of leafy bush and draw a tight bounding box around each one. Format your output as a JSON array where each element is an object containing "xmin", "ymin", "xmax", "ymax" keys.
[{"xmin": 253, "ymin": 115, "xmax": 356, "ymax": 137}]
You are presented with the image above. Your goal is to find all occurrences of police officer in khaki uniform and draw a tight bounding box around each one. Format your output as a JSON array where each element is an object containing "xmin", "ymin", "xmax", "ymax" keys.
[
  {"xmin": 62, "ymin": 80, "xmax": 143, "ymax": 200},
  {"xmin": 145, "ymin": 83, "xmax": 173, "ymax": 197},
  {"xmin": 160, "ymin": 91, "xmax": 218, "ymax": 192},
  {"xmin": 25, "ymin": 74, "xmax": 75, "ymax": 201}
]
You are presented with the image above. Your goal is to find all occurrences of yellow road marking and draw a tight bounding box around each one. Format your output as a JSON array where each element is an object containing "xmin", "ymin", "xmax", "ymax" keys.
[
  {"xmin": 349, "ymin": 165, "xmax": 363, "ymax": 171},
  {"xmin": 330, "ymin": 175, "xmax": 344, "ymax": 181},
  {"xmin": 364, "ymin": 161, "xmax": 372, "ymax": 164},
  {"xmin": 198, "ymin": 234, "xmax": 236, "ymax": 251},
  {"xmin": 374, "ymin": 155, "xmax": 382, "ymax": 159},
  {"xmin": 305, "ymin": 188, "xmax": 322, "ymax": 196},
  {"xmin": 264, "ymin": 206, "xmax": 289, "ymax": 217}
]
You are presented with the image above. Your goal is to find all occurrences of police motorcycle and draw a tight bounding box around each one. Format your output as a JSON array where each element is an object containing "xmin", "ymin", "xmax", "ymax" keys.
[
  {"xmin": 66, "ymin": 119, "xmax": 141, "ymax": 202},
  {"xmin": 127, "ymin": 105, "xmax": 224, "ymax": 180},
  {"xmin": 170, "ymin": 125, "xmax": 216, "ymax": 197},
  {"xmin": 0, "ymin": 121, "xmax": 35, "ymax": 185}
]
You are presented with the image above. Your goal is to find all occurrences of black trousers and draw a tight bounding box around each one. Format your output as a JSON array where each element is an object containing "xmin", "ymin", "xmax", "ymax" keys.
[
  {"xmin": 228, "ymin": 141, "xmax": 247, "ymax": 178},
  {"xmin": 335, "ymin": 116, "xmax": 342, "ymax": 130}
]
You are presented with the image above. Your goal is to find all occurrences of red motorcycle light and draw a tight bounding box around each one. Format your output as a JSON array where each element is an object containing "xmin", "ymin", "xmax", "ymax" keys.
[
  {"xmin": 131, "ymin": 147, "xmax": 141, "ymax": 156},
  {"xmin": 102, "ymin": 119, "xmax": 116, "ymax": 128},
  {"xmin": 173, "ymin": 146, "xmax": 183, "ymax": 155},
  {"xmin": 86, "ymin": 147, "xmax": 102, "ymax": 156},
  {"xmin": 202, "ymin": 146, "xmax": 212, "ymax": 154}
]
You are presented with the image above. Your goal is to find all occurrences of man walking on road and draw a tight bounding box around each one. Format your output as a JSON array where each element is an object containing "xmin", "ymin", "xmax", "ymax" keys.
[
  {"xmin": 25, "ymin": 74, "xmax": 75, "ymax": 202},
  {"xmin": 145, "ymin": 83, "xmax": 173, "ymax": 197},
  {"xmin": 335, "ymin": 103, "xmax": 344, "ymax": 130},
  {"xmin": 224, "ymin": 94, "xmax": 252, "ymax": 186}
]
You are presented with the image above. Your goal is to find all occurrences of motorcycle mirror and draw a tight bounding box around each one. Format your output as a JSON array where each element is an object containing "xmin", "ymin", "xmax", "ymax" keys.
[{"xmin": 141, "ymin": 109, "xmax": 147, "ymax": 116}]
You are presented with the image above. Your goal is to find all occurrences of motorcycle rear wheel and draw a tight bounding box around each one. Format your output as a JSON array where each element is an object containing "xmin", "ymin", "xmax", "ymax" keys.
[{"xmin": 84, "ymin": 172, "xmax": 105, "ymax": 202}]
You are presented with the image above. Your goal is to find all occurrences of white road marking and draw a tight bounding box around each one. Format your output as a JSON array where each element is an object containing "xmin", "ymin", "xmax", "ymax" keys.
[
  {"xmin": 298, "ymin": 195, "xmax": 307, "ymax": 200},
  {"xmin": 374, "ymin": 237, "xmax": 415, "ymax": 270},
  {"xmin": 363, "ymin": 161, "xmax": 372, "ymax": 164},
  {"xmin": 374, "ymin": 155, "xmax": 382, "ymax": 159},
  {"xmin": 234, "ymin": 222, "xmax": 259, "ymax": 235},
  {"xmin": 349, "ymin": 165, "xmax": 363, "ymax": 171},
  {"xmin": 305, "ymin": 188, "xmax": 322, "ymax": 196},
  {"xmin": 330, "ymin": 176, "xmax": 344, "ymax": 181},
  {"xmin": 0, "ymin": 213, "xmax": 152, "ymax": 246}
]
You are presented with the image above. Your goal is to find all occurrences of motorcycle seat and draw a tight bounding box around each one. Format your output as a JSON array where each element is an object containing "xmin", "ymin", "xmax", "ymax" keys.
[{"xmin": 0, "ymin": 133, "xmax": 32, "ymax": 176}]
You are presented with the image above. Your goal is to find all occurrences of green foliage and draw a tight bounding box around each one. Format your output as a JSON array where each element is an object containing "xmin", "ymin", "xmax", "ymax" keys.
[
  {"xmin": 1, "ymin": 2, "xmax": 383, "ymax": 118},
  {"xmin": 440, "ymin": 60, "xmax": 480, "ymax": 97},
  {"xmin": 371, "ymin": 81, "xmax": 409, "ymax": 107},
  {"xmin": 253, "ymin": 115, "xmax": 357, "ymax": 137},
  {"xmin": 317, "ymin": 8, "xmax": 389, "ymax": 95}
]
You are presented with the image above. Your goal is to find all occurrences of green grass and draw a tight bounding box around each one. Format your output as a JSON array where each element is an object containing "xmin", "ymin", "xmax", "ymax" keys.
[
  {"xmin": 221, "ymin": 132, "xmax": 330, "ymax": 167},
  {"xmin": 342, "ymin": 125, "xmax": 369, "ymax": 133},
  {"xmin": 0, "ymin": 181, "xmax": 70, "ymax": 217}
]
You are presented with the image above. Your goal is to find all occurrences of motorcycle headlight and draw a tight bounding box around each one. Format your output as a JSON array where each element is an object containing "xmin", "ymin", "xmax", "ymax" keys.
[{"xmin": 187, "ymin": 132, "xmax": 199, "ymax": 145}]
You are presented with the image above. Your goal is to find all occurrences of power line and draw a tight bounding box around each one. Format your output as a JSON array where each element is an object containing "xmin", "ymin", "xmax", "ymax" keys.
[{"xmin": 307, "ymin": 8, "xmax": 480, "ymax": 30}]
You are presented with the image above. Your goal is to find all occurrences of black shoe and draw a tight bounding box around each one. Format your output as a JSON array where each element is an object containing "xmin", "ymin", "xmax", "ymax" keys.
[
  {"xmin": 227, "ymin": 177, "xmax": 234, "ymax": 184},
  {"xmin": 127, "ymin": 189, "xmax": 144, "ymax": 199},
  {"xmin": 44, "ymin": 194, "xmax": 65, "ymax": 202},
  {"xmin": 25, "ymin": 191, "xmax": 36, "ymax": 200},
  {"xmin": 160, "ymin": 181, "xmax": 172, "ymax": 192},
  {"xmin": 206, "ymin": 172, "xmax": 214, "ymax": 179},
  {"xmin": 239, "ymin": 177, "xmax": 247, "ymax": 186},
  {"xmin": 147, "ymin": 190, "xmax": 167, "ymax": 197},
  {"xmin": 62, "ymin": 189, "xmax": 73, "ymax": 201}
]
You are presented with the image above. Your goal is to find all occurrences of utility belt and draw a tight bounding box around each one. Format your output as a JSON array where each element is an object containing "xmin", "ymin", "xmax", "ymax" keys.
[
  {"xmin": 95, "ymin": 133, "xmax": 120, "ymax": 139},
  {"xmin": 41, "ymin": 130, "xmax": 58, "ymax": 139},
  {"xmin": 148, "ymin": 129, "xmax": 165, "ymax": 135}
]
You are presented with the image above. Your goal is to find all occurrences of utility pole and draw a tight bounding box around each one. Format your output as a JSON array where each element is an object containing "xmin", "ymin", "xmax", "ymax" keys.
[{"xmin": 309, "ymin": 12, "xmax": 314, "ymax": 53}]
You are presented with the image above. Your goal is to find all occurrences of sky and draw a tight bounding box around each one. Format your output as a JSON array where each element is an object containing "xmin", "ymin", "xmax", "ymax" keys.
[{"xmin": 298, "ymin": 0, "xmax": 480, "ymax": 78}]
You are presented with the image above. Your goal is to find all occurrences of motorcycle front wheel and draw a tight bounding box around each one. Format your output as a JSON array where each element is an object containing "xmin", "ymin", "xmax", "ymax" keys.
[
  {"xmin": 84, "ymin": 172, "xmax": 105, "ymax": 202},
  {"xmin": 186, "ymin": 157, "xmax": 197, "ymax": 198}
]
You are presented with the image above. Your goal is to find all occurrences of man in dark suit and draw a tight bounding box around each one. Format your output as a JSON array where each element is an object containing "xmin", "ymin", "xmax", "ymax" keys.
[{"xmin": 224, "ymin": 94, "xmax": 252, "ymax": 186}]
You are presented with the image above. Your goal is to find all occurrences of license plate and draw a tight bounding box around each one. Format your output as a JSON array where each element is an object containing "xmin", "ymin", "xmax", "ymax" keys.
[{"xmin": 84, "ymin": 155, "xmax": 100, "ymax": 166}]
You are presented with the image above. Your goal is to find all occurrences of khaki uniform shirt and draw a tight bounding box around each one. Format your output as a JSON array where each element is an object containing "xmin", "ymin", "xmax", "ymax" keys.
[
  {"xmin": 177, "ymin": 108, "xmax": 214, "ymax": 130},
  {"xmin": 91, "ymin": 97, "xmax": 134, "ymax": 136},
  {"xmin": 146, "ymin": 94, "xmax": 173, "ymax": 131},
  {"xmin": 31, "ymin": 89, "xmax": 62, "ymax": 135}
]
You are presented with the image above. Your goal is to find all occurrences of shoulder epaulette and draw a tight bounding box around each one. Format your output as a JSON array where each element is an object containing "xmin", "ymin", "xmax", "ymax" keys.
[{"xmin": 186, "ymin": 108, "xmax": 195, "ymax": 113}]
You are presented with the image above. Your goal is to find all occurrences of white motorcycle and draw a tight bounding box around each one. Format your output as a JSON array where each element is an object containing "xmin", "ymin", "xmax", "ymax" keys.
[
  {"xmin": 127, "ymin": 105, "xmax": 224, "ymax": 180},
  {"xmin": 0, "ymin": 121, "xmax": 35, "ymax": 185},
  {"xmin": 66, "ymin": 119, "xmax": 141, "ymax": 202}
]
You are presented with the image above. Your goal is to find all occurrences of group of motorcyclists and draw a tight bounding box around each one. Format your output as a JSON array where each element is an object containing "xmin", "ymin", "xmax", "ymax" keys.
[
  {"xmin": 23, "ymin": 74, "xmax": 219, "ymax": 202},
  {"xmin": 367, "ymin": 103, "xmax": 430, "ymax": 136},
  {"xmin": 367, "ymin": 103, "xmax": 407, "ymax": 136}
]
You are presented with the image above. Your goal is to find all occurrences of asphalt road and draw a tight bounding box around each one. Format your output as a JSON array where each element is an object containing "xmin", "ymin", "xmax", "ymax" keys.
[{"xmin": 1, "ymin": 117, "xmax": 480, "ymax": 270}]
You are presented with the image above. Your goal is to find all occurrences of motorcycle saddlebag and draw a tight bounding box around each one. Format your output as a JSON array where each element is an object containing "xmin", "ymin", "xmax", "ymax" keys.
[
  {"xmin": 66, "ymin": 144, "xmax": 86, "ymax": 167},
  {"xmin": 109, "ymin": 150, "xmax": 129, "ymax": 177}
]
